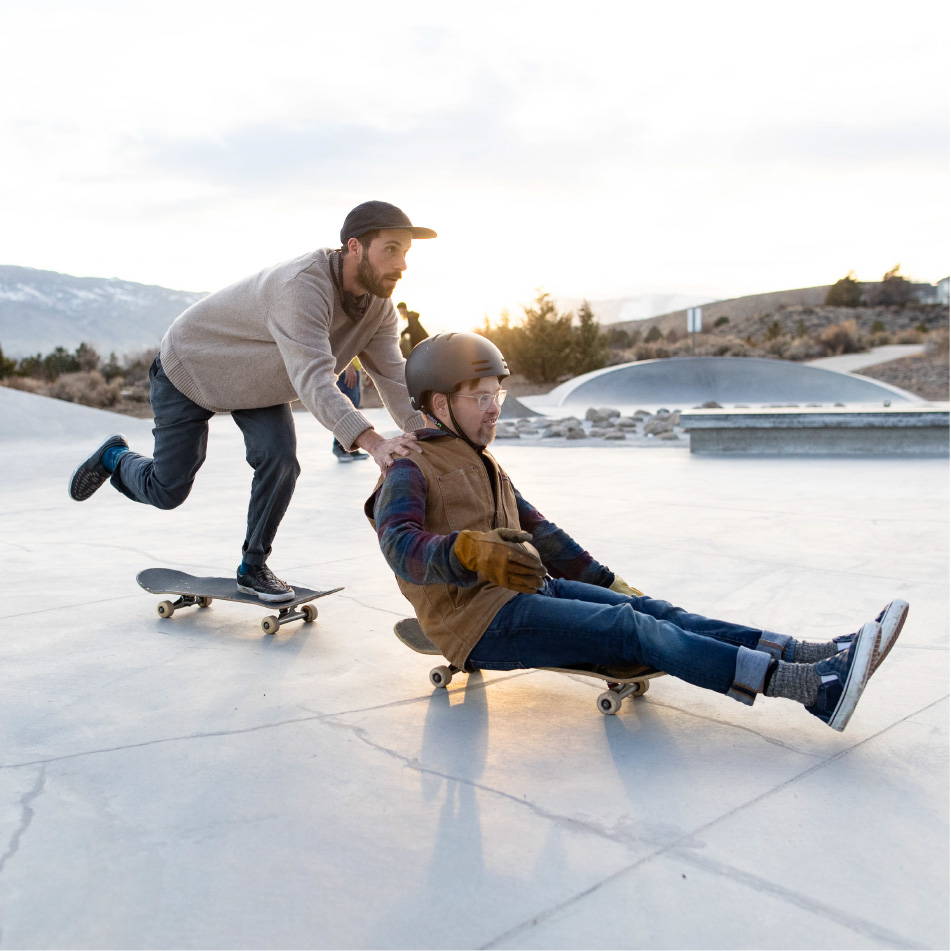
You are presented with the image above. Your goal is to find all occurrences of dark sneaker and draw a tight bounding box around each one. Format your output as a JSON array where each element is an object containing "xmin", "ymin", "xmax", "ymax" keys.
[
  {"xmin": 68, "ymin": 434, "xmax": 129, "ymax": 501},
  {"xmin": 236, "ymin": 565, "xmax": 295, "ymax": 603},
  {"xmin": 872, "ymin": 600, "xmax": 909, "ymax": 672},
  {"xmin": 806, "ymin": 621, "xmax": 878, "ymax": 732},
  {"xmin": 333, "ymin": 443, "xmax": 369, "ymax": 463}
]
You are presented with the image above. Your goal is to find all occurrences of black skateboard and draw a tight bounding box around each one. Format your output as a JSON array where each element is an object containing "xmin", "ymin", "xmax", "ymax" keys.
[
  {"xmin": 137, "ymin": 567, "xmax": 343, "ymax": 635},
  {"xmin": 395, "ymin": 617, "xmax": 665, "ymax": 715}
]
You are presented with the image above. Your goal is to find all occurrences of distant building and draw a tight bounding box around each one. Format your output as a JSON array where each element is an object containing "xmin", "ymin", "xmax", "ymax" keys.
[{"xmin": 936, "ymin": 277, "xmax": 949, "ymax": 306}]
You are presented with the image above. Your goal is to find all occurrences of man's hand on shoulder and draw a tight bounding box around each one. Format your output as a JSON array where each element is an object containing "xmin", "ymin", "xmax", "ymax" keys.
[{"xmin": 355, "ymin": 428, "xmax": 422, "ymax": 471}]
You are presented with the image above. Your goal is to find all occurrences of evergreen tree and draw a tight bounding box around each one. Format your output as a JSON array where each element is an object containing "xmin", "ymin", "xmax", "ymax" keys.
[
  {"xmin": 825, "ymin": 271, "xmax": 862, "ymax": 306},
  {"xmin": 572, "ymin": 301, "xmax": 608, "ymax": 374},
  {"xmin": 0, "ymin": 344, "xmax": 16, "ymax": 379}
]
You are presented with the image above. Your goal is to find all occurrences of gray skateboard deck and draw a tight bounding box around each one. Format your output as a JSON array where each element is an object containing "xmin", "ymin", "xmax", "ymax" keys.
[
  {"xmin": 395, "ymin": 617, "xmax": 664, "ymax": 714},
  {"xmin": 137, "ymin": 567, "xmax": 343, "ymax": 634}
]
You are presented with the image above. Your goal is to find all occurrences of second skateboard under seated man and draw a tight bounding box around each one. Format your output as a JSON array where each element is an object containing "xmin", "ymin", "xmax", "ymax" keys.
[{"xmin": 365, "ymin": 333, "xmax": 908, "ymax": 730}]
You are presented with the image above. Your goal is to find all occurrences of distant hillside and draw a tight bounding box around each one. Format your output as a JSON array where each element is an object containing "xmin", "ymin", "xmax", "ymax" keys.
[
  {"xmin": 0, "ymin": 265, "xmax": 205, "ymax": 357},
  {"xmin": 606, "ymin": 281, "xmax": 945, "ymax": 337}
]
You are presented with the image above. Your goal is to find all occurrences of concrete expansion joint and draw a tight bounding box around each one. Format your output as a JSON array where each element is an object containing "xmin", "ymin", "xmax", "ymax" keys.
[
  {"xmin": 646, "ymin": 698, "xmax": 824, "ymax": 757},
  {"xmin": 480, "ymin": 695, "xmax": 949, "ymax": 951},
  {"xmin": 0, "ymin": 764, "xmax": 46, "ymax": 878},
  {"xmin": 321, "ymin": 715, "xmax": 653, "ymax": 852}
]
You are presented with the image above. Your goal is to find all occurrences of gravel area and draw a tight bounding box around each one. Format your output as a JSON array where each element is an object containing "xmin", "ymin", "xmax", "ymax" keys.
[{"xmin": 858, "ymin": 352, "xmax": 949, "ymax": 401}]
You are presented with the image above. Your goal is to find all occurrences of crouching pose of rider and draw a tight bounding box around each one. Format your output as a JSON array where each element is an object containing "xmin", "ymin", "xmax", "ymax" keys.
[{"xmin": 365, "ymin": 333, "xmax": 908, "ymax": 731}]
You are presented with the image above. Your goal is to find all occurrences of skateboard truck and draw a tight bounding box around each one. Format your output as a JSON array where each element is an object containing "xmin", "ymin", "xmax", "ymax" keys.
[
  {"xmin": 155, "ymin": 595, "xmax": 318, "ymax": 634},
  {"xmin": 138, "ymin": 568, "xmax": 341, "ymax": 636},
  {"xmin": 395, "ymin": 617, "xmax": 663, "ymax": 715}
]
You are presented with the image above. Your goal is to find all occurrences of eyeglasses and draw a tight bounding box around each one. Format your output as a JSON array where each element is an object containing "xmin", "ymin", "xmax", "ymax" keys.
[{"xmin": 452, "ymin": 389, "xmax": 508, "ymax": 411}]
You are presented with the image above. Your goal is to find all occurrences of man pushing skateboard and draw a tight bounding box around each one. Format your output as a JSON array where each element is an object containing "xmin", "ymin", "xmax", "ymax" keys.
[
  {"xmin": 69, "ymin": 201, "xmax": 433, "ymax": 602},
  {"xmin": 365, "ymin": 332, "xmax": 908, "ymax": 730}
]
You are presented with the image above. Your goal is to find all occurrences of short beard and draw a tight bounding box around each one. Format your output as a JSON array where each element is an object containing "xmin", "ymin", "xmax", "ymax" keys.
[{"xmin": 356, "ymin": 254, "xmax": 398, "ymax": 298}]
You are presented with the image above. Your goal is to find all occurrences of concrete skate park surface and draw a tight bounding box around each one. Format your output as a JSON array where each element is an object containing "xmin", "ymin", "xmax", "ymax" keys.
[{"xmin": 1, "ymin": 388, "xmax": 947, "ymax": 949}]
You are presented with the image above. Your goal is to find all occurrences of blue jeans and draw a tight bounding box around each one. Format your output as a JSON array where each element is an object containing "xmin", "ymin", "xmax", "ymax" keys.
[
  {"xmin": 111, "ymin": 357, "xmax": 300, "ymax": 567},
  {"xmin": 468, "ymin": 578, "xmax": 790, "ymax": 704},
  {"xmin": 332, "ymin": 370, "xmax": 361, "ymax": 455}
]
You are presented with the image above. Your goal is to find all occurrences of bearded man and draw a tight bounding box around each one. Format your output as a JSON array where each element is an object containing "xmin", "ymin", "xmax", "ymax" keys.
[{"xmin": 70, "ymin": 201, "xmax": 433, "ymax": 602}]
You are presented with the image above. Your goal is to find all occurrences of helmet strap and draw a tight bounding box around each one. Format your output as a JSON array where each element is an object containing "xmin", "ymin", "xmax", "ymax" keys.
[{"xmin": 436, "ymin": 395, "xmax": 486, "ymax": 452}]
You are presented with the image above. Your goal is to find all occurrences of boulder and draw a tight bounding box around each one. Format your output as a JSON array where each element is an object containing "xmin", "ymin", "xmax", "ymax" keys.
[{"xmin": 585, "ymin": 406, "xmax": 621, "ymax": 423}]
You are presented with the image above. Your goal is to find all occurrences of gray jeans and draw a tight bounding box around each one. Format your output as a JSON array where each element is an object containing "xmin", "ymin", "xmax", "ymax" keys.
[{"xmin": 112, "ymin": 357, "xmax": 300, "ymax": 566}]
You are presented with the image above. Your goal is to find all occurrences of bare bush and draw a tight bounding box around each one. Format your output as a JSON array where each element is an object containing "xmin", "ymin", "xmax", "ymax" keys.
[
  {"xmin": 925, "ymin": 328, "xmax": 949, "ymax": 364},
  {"xmin": 1, "ymin": 376, "xmax": 47, "ymax": 394},
  {"xmin": 49, "ymin": 371, "xmax": 120, "ymax": 408},
  {"xmin": 782, "ymin": 337, "xmax": 824, "ymax": 360},
  {"xmin": 819, "ymin": 319, "xmax": 866, "ymax": 356},
  {"xmin": 895, "ymin": 329, "xmax": 924, "ymax": 345}
]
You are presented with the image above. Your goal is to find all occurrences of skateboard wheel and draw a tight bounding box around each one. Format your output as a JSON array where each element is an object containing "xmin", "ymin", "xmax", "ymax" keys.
[
  {"xmin": 198, "ymin": 596, "xmax": 212, "ymax": 608},
  {"xmin": 597, "ymin": 691, "xmax": 622, "ymax": 715},
  {"xmin": 157, "ymin": 600, "xmax": 175, "ymax": 619},
  {"xmin": 301, "ymin": 603, "xmax": 318, "ymax": 623},
  {"xmin": 429, "ymin": 665, "xmax": 454, "ymax": 688},
  {"xmin": 261, "ymin": 615, "xmax": 281, "ymax": 635},
  {"xmin": 631, "ymin": 680, "xmax": 650, "ymax": 698}
]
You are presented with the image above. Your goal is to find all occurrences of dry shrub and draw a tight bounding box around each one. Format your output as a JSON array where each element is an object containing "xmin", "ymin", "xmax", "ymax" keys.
[
  {"xmin": 895, "ymin": 328, "xmax": 923, "ymax": 345},
  {"xmin": 926, "ymin": 328, "xmax": 949, "ymax": 364},
  {"xmin": 782, "ymin": 337, "xmax": 826, "ymax": 361},
  {"xmin": 49, "ymin": 370, "xmax": 120, "ymax": 408},
  {"xmin": 819, "ymin": 319, "xmax": 865, "ymax": 356},
  {"xmin": 2, "ymin": 376, "xmax": 47, "ymax": 394}
]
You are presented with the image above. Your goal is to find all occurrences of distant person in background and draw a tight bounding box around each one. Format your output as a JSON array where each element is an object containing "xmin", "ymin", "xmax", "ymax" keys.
[
  {"xmin": 398, "ymin": 302, "xmax": 428, "ymax": 357},
  {"xmin": 68, "ymin": 200, "xmax": 435, "ymax": 602},
  {"xmin": 332, "ymin": 360, "xmax": 369, "ymax": 462}
]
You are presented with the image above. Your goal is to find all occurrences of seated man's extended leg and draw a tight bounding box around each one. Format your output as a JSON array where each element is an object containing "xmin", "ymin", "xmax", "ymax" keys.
[{"xmin": 467, "ymin": 579, "xmax": 880, "ymax": 729}]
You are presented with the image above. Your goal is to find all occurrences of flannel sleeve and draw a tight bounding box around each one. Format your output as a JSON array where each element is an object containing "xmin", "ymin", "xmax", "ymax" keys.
[
  {"xmin": 373, "ymin": 459, "xmax": 480, "ymax": 587},
  {"xmin": 514, "ymin": 486, "xmax": 614, "ymax": 586}
]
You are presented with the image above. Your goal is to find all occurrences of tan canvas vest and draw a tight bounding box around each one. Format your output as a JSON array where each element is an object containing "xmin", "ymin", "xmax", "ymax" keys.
[{"xmin": 366, "ymin": 435, "xmax": 521, "ymax": 669}]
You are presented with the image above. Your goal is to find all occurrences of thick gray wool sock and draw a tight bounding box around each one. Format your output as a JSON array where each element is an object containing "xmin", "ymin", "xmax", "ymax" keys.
[
  {"xmin": 765, "ymin": 661, "xmax": 821, "ymax": 706},
  {"xmin": 790, "ymin": 640, "xmax": 839, "ymax": 664}
]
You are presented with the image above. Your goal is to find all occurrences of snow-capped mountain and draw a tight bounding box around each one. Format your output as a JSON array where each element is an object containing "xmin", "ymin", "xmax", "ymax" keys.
[{"xmin": 0, "ymin": 265, "xmax": 206, "ymax": 357}]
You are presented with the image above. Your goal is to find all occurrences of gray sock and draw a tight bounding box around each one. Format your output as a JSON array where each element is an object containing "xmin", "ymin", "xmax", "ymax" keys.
[
  {"xmin": 765, "ymin": 661, "xmax": 820, "ymax": 706},
  {"xmin": 790, "ymin": 639, "xmax": 839, "ymax": 663}
]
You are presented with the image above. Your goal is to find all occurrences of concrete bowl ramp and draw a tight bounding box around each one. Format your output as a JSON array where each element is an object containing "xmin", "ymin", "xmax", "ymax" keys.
[{"xmin": 546, "ymin": 356, "xmax": 919, "ymax": 407}]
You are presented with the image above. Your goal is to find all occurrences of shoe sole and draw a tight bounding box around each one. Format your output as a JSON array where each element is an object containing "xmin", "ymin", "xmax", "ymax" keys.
[
  {"xmin": 68, "ymin": 434, "xmax": 127, "ymax": 501},
  {"xmin": 828, "ymin": 621, "xmax": 878, "ymax": 732},
  {"xmin": 236, "ymin": 582, "xmax": 296, "ymax": 603},
  {"xmin": 873, "ymin": 600, "xmax": 909, "ymax": 672}
]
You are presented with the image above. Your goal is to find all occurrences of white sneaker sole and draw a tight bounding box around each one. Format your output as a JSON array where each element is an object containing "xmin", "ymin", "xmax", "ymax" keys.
[
  {"xmin": 828, "ymin": 621, "xmax": 878, "ymax": 732},
  {"xmin": 236, "ymin": 582, "xmax": 296, "ymax": 603},
  {"xmin": 873, "ymin": 600, "xmax": 909, "ymax": 672}
]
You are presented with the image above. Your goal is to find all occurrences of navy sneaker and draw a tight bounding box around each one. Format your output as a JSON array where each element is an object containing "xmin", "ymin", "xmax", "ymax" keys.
[
  {"xmin": 68, "ymin": 434, "xmax": 129, "ymax": 501},
  {"xmin": 333, "ymin": 443, "xmax": 369, "ymax": 463},
  {"xmin": 872, "ymin": 600, "xmax": 909, "ymax": 672},
  {"xmin": 806, "ymin": 621, "xmax": 878, "ymax": 732},
  {"xmin": 236, "ymin": 565, "xmax": 295, "ymax": 603}
]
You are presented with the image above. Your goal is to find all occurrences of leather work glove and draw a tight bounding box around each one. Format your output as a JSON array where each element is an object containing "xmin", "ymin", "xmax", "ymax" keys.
[
  {"xmin": 609, "ymin": 575, "xmax": 644, "ymax": 597},
  {"xmin": 453, "ymin": 528, "xmax": 546, "ymax": 594}
]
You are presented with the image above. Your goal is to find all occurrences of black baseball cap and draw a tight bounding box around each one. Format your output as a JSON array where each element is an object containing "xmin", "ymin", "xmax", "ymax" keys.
[{"xmin": 340, "ymin": 201, "xmax": 437, "ymax": 244}]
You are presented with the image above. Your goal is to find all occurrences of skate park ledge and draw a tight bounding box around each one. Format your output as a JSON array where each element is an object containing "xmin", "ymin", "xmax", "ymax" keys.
[{"xmin": 679, "ymin": 404, "xmax": 950, "ymax": 455}]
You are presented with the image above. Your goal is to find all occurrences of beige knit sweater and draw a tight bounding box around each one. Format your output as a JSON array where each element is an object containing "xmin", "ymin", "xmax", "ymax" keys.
[{"xmin": 160, "ymin": 249, "xmax": 427, "ymax": 449}]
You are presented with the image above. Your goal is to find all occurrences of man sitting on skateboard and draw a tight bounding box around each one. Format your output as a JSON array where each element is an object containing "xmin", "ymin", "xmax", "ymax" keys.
[
  {"xmin": 69, "ymin": 201, "xmax": 433, "ymax": 602},
  {"xmin": 365, "ymin": 333, "xmax": 908, "ymax": 731}
]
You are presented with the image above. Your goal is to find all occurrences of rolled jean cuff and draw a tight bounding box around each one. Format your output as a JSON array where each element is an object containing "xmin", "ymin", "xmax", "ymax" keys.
[
  {"xmin": 727, "ymin": 646, "xmax": 773, "ymax": 706},
  {"xmin": 756, "ymin": 630, "xmax": 793, "ymax": 660}
]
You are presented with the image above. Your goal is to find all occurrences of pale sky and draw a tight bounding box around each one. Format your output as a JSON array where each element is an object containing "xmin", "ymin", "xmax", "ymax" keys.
[{"xmin": 1, "ymin": 0, "xmax": 947, "ymax": 333}]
